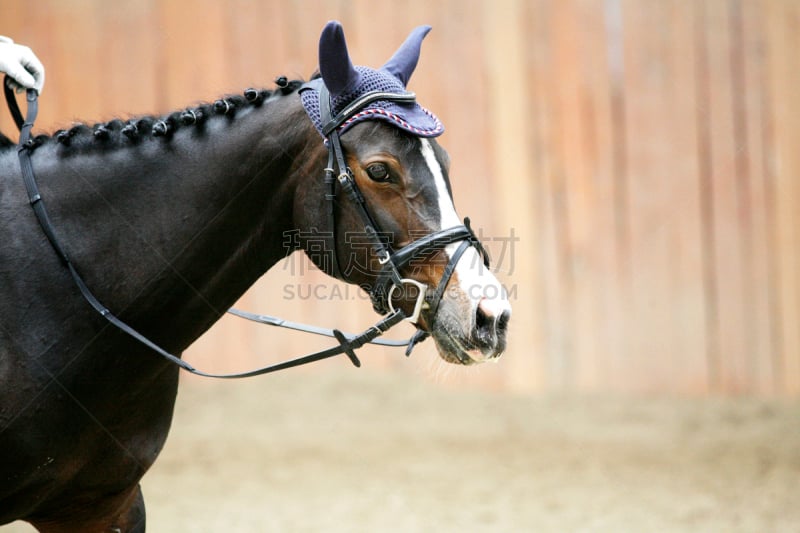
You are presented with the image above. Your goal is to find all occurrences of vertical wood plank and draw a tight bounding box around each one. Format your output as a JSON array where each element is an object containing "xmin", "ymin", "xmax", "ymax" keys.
[
  {"xmin": 621, "ymin": 0, "xmax": 652, "ymax": 392},
  {"xmin": 537, "ymin": 0, "xmax": 579, "ymax": 391},
  {"xmin": 622, "ymin": 0, "xmax": 682, "ymax": 392},
  {"xmin": 750, "ymin": 1, "xmax": 784, "ymax": 396},
  {"xmin": 602, "ymin": 0, "xmax": 635, "ymax": 391},
  {"xmin": 157, "ymin": 0, "xmax": 230, "ymax": 111},
  {"xmin": 662, "ymin": 0, "xmax": 708, "ymax": 394},
  {"xmin": 484, "ymin": 0, "xmax": 542, "ymax": 392},
  {"xmin": 95, "ymin": 1, "xmax": 160, "ymax": 117},
  {"xmin": 693, "ymin": 0, "xmax": 721, "ymax": 394},
  {"xmin": 224, "ymin": 0, "xmax": 278, "ymax": 91},
  {"xmin": 45, "ymin": 0, "xmax": 101, "ymax": 124},
  {"xmin": 704, "ymin": 0, "xmax": 748, "ymax": 393},
  {"xmin": 765, "ymin": 0, "xmax": 800, "ymax": 395},
  {"xmin": 736, "ymin": 0, "xmax": 777, "ymax": 394},
  {"xmin": 570, "ymin": 0, "xmax": 625, "ymax": 392},
  {"xmin": 525, "ymin": 0, "xmax": 574, "ymax": 391},
  {"xmin": 523, "ymin": 0, "xmax": 559, "ymax": 392},
  {"xmin": 552, "ymin": 0, "xmax": 585, "ymax": 391}
]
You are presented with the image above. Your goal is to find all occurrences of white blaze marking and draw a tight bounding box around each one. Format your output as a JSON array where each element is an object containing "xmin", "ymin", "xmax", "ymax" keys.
[
  {"xmin": 419, "ymin": 139, "xmax": 511, "ymax": 319},
  {"xmin": 420, "ymin": 139, "xmax": 461, "ymax": 229}
]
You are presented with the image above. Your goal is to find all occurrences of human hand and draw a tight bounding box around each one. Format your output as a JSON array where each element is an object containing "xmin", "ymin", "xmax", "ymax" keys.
[{"xmin": 0, "ymin": 36, "xmax": 45, "ymax": 94}]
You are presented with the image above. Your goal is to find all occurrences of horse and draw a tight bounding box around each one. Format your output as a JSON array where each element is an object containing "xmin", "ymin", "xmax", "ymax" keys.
[{"xmin": 0, "ymin": 22, "xmax": 511, "ymax": 532}]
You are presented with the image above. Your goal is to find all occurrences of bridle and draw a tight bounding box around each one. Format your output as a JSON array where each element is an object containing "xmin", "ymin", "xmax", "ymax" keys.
[
  {"xmin": 3, "ymin": 77, "xmax": 487, "ymax": 377},
  {"xmin": 314, "ymin": 84, "xmax": 489, "ymax": 348}
]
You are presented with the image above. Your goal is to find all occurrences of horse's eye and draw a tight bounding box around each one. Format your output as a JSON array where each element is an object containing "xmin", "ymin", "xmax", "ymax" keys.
[{"xmin": 366, "ymin": 163, "xmax": 390, "ymax": 182}]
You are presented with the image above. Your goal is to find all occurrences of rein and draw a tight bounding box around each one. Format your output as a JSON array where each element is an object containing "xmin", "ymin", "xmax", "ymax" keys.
[{"xmin": 3, "ymin": 76, "xmax": 484, "ymax": 377}]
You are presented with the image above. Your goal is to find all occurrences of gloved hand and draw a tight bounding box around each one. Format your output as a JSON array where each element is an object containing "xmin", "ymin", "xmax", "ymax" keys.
[{"xmin": 0, "ymin": 36, "xmax": 45, "ymax": 94}]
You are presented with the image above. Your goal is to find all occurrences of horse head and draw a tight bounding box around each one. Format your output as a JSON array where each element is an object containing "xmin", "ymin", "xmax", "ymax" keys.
[{"xmin": 295, "ymin": 22, "xmax": 511, "ymax": 365}]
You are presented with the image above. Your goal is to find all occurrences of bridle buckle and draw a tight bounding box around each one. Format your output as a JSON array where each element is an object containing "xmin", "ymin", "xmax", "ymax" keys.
[
  {"xmin": 387, "ymin": 278, "xmax": 428, "ymax": 324},
  {"xmin": 377, "ymin": 250, "xmax": 392, "ymax": 265}
]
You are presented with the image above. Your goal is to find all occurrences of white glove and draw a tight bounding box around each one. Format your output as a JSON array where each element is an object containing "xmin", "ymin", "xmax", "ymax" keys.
[{"xmin": 0, "ymin": 36, "xmax": 45, "ymax": 94}]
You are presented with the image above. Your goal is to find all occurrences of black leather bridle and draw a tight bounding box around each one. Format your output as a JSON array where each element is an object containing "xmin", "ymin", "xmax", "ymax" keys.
[
  {"xmin": 4, "ymin": 77, "xmax": 487, "ymax": 377},
  {"xmin": 313, "ymin": 84, "xmax": 489, "ymax": 349}
]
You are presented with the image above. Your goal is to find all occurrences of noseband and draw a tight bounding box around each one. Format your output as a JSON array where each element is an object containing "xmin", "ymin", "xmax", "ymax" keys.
[
  {"xmin": 4, "ymin": 77, "xmax": 488, "ymax": 377},
  {"xmin": 316, "ymin": 85, "xmax": 489, "ymax": 338}
]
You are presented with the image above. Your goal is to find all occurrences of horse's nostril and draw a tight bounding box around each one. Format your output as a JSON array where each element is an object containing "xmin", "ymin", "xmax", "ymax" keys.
[
  {"xmin": 475, "ymin": 304, "xmax": 491, "ymax": 337},
  {"xmin": 497, "ymin": 309, "xmax": 510, "ymax": 335},
  {"xmin": 474, "ymin": 301, "xmax": 511, "ymax": 349},
  {"xmin": 475, "ymin": 302, "xmax": 502, "ymax": 343}
]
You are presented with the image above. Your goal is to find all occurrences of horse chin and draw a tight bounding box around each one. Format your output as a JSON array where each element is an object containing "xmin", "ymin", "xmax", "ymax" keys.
[{"xmin": 430, "ymin": 333, "xmax": 497, "ymax": 366}]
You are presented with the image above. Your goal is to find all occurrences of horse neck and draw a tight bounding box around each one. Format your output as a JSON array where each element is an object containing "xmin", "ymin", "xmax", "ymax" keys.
[{"xmin": 33, "ymin": 93, "xmax": 324, "ymax": 351}]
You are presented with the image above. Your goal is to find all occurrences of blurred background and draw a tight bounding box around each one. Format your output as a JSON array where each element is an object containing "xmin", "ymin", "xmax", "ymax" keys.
[
  {"xmin": 3, "ymin": 0, "xmax": 800, "ymax": 396},
  {"xmin": 2, "ymin": 1, "xmax": 799, "ymax": 531}
]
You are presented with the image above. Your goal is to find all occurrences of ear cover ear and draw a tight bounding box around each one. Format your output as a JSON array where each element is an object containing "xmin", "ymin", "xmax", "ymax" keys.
[
  {"xmin": 381, "ymin": 25, "xmax": 432, "ymax": 87},
  {"xmin": 300, "ymin": 22, "xmax": 445, "ymax": 139},
  {"xmin": 318, "ymin": 21, "xmax": 361, "ymax": 97}
]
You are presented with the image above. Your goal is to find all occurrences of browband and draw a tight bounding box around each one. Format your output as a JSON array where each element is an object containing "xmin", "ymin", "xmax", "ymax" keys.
[{"xmin": 321, "ymin": 90, "xmax": 416, "ymax": 136}]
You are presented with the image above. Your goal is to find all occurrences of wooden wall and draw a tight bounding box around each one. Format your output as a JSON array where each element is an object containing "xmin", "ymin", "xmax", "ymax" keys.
[{"xmin": 1, "ymin": 0, "xmax": 799, "ymax": 396}]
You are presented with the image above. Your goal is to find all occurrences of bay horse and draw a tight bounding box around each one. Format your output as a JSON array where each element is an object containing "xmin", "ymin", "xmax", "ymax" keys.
[{"xmin": 0, "ymin": 22, "xmax": 510, "ymax": 532}]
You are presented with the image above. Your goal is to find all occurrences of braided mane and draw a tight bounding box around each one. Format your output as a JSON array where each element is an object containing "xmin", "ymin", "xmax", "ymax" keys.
[{"xmin": 1, "ymin": 77, "xmax": 304, "ymax": 154}]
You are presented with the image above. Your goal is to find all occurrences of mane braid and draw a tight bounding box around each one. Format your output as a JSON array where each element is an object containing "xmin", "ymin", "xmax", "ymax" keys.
[{"xmin": 4, "ymin": 78, "xmax": 304, "ymax": 155}]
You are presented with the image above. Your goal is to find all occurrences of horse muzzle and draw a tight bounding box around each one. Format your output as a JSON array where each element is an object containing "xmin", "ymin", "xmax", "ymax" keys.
[{"xmin": 426, "ymin": 251, "xmax": 512, "ymax": 365}]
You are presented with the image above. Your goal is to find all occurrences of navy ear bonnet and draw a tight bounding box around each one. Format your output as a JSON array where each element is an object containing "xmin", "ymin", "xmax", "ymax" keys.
[{"xmin": 300, "ymin": 22, "xmax": 444, "ymax": 138}]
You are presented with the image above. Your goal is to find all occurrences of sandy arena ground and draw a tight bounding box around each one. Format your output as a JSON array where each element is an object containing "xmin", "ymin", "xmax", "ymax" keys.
[{"xmin": 4, "ymin": 367, "xmax": 800, "ymax": 532}]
